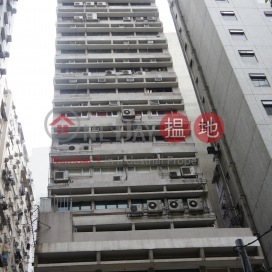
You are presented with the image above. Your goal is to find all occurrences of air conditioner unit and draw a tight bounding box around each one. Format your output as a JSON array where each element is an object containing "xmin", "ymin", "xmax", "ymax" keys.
[
  {"xmin": 68, "ymin": 60, "xmax": 76, "ymax": 64},
  {"xmin": 123, "ymin": 60, "xmax": 130, "ymax": 63},
  {"xmin": 123, "ymin": 17, "xmax": 131, "ymax": 21},
  {"xmin": 147, "ymin": 40, "xmax": 154, "ymax": 44},
  {"xmin": 54, "ymin": 171, "xmax": 69, "ymax": 183},
  {"xmin": 6, "ymin": 35, "xmax": 12, "ymax": 43},
  {"xmin": 135, "ymin": 17, "xmax": 144, "ymax": 21},
  {"xmin": 155, "ymin": 77, "xmax": 162, "ymax": 82},
  {"xmin": 123, "ymin": 41, "xmax": 129, "ymax": 45},
  {"xmin": 74, "ymin": 2, "xmax": 84, "ymax": 7},
  {"xmin": 147, "ymin": 17, "xmax": 156, "ymax": 22},
  {"xmin": 133, "ymin": 125, "xmax": 142, "ymax": 130},
  {"xmin": 105, "ymin": 70, "xmax": 114, "ymax": 75},
  {"xmin": 126, "ymin": 78, "xmax": 134, "ymax": 82},
  {"xmin": 168, "ymin": 199, "xmax": 184, "ymax": 212},
  {"xmin": 82, "ymin": 72, "xmax": 91, "ymax": 76},
  {"xmin": 97, "ymin": 60, "xmax": 103, "ymax": 63},
  {"xmin": 150, "ymin": 59, "xmax": 157, "ymax": 63},
  {"xmin": 82, "ymin": 145, "xmax": 89, "ymax": 151},
  {"xmin": 130, "ymin": 204, "xmax": 143, "ymax": 215},
  {"xmin": 0, "ymin": 51, "xmax": 9, "ymax": 58},
  {"xmin": 169, "ymin": 171, "xmax": 180, "ymax": 179},
  {"xmin": 68, "ymin": 145, "xmax": 89, "ymax": 151},
  {"xmin": 122, "ymin": 109, "xmax": 135, "ymax": 119},
  {"xmin": 187, "ymin": 198, "xmax": 204, "ymax": 212},
  {"xmin": 0, "ymin": 68, "xmax": 7, "ymax": 75},
  {"xmin": 97, "ymin": 2, "xmax": 107, "ymax": 6},
  {"xmin": 113, "ymin": 175, "xmax": 121, "ymax": 181},
  {"xmin": 150, "ymin": 100, "xmax": 159, "ymax": 105},
  {"xmin": 98, "ymin": 78, "xmax": 106, "ymax": 83},
  {"xmin": 86, "ymin": 13, "xmax": 98, "ymax": 21},
  {"xmin": 137, "ymin": 71, "xmax": 145, "ymax": 75},
  {"xmin": 147, "ymin": 200, "xmax": 162, "ymax": 213},
  {"xmin": 69, "ymin": 79, "xmax": 77, "ymax": 84},
  {"xmin": 86, "ymin": 2, "xmax": 95, "ymax": 6},
  {"xmin": 180, "ymin": 166, "xmax": 197, "ymax": 178},
  {"xmin": 91, "ymin": 126, "xmax": 100, "ymax": 132},
  {"xmin": 68, "ymin": 145, "xmax": 78, "ymax": 151},
  {"xmin": 122, "ymin": 70, "xmax": 132, "ymax": 75},
  {"xmin": 109, "ymin": 101, "xmax": 118, "ymax": 106},
  {"xmin": 74, "ymin": 16, "xmax": 84, "ymax": 21}
]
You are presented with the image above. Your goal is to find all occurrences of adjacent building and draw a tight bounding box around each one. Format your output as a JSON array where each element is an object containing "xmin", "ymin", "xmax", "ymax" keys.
[
  {"xmin": 35, "ymin": 1, "xmax": 264, "ymax": 271},
  {"xmin": 0, "ymin": 87, "xmax": 34, "ymax": 271},
  {"xmin": 169, "ymin": 0, "xmax": 272, "ymax": 268},
  {"xmin": 0, "ymin": 1, "xmax": 35, "ymax": 271}
]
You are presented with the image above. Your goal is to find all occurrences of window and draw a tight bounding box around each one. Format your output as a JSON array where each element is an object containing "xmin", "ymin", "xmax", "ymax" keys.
[
  {"xmin": 239, "ymin": 50, "xmax": 257, "ymax": 62},
  {"xmin": 95, "ymin": 201, "xmax": 128, "ymax": 209},
  {"xmin": 71, "ymin": 202, "xmax": 92, "ymax": 211},
  {"xmin": 91, "ymin": 111, "xmax": 117, "ymax": 117},
  {"xmin": 262, "ymin": 101, "xmax": 272, "ymax": 115},
  {"xmin": 229, "ymin": 29, "xmax": 247, "ymax": 40},
  {"xmin": 249, "ymin": 74, "xmax": 270, "ymax": 87},
  {"xmin": 221, "ymin": 11, "xmax": 237, "ymax": 20},
  {"xmin": 264, "ymin": 11, "xmax": 272, "ymax": 20}
]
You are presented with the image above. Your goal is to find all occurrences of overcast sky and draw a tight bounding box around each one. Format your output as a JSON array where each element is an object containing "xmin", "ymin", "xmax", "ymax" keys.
[{"xmin": 6, "ymin": 0, "xmax": 175, "ymax": 154}]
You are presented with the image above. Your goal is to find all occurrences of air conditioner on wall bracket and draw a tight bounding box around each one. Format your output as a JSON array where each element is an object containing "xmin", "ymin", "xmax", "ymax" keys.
[
  {"xmin": 74, "ymin": 2, "xmax": 84, "ymax": 7},
  {"xmin": 97, "ymin": 2, "xmax": 107, "ymax": 6},
  {"xmin": 54, "ymin": 171, "xmax": 69, "ymax": 183},
  {"xmin": 86, "ymin": 2, "xmax": 95, "ymax": 7},
  {"xmin": 180, "ymin": 166, "xmax": 197, "ymax": 178},
  {"xmin": 122, "ymin": 109, "xmax": 135, "ymax": 120},
  {"xmin": 67, "ymin": 145, "xmax": 90, "ymax": 151},
  {"xmin": 74, "ymin": 16, "xmax": 84, "ymax": 21},
  {"xmin": 187, "ymin": 198, "xmax": 204, "ymax": 212},
  {"xmin": 130, "ymin": 204, "xmax": 143, "ymax": 215},
  {"xmin": 168, "ymin": 199, "xmax": 184, "ymax": 212},
  {"xmin": 147, "ymin": 200, "xmax": 162, "ymax": 213}
]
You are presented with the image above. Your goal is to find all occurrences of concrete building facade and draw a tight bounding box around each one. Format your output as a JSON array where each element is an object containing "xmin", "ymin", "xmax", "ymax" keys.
[
  {"xmin": 35, "ymin": 0, "xmax": 264, "ymax": 271},
  {"xmin": 169, "ymin": 0, "xmax": 272, "ymax": 268}
]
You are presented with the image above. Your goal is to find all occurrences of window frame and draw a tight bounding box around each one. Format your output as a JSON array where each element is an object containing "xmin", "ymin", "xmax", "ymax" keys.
[
  {"xmin": 249, "ymin": 73, "xmax": 270, "ymax": 87},
  {"xmin": 220, "ymin": 11, "xmax": 237, "ymax": 21},
  {"xmin": 261, "ymin": 101, "xmax": 272, "ymax": 115},
  {"xmin": 229, "ymin": 29, "xmax": 247, "ymax": 40},
  {"xmin": 238, "ymin": 50, "xmax": 257, "ymax": 62}
]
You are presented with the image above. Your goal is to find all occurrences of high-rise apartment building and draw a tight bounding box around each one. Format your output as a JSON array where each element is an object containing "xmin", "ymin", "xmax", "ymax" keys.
[
  {"xmin": 0, "ymin": 1, "xmax": 35, "ymax": 272},
  {"xmin": 169, "ymin": 0, "xmax": 272, "ymax": 268},
  {"xmin": 35, "ymin": 1, "xmax": 263, "ymax": 271},
  {"xmin": 0, "ymin": 88, "xmax": 34, "ymax": 272}
]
